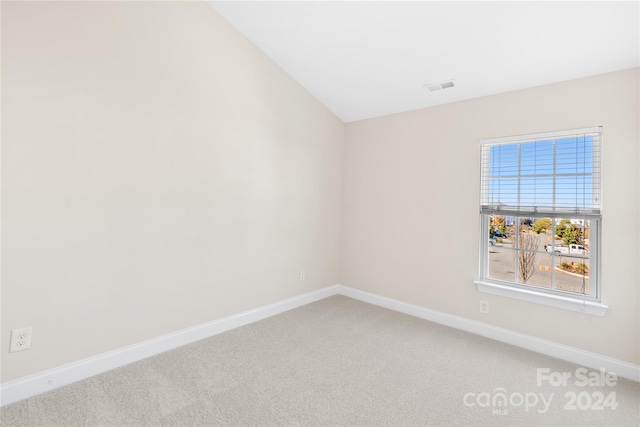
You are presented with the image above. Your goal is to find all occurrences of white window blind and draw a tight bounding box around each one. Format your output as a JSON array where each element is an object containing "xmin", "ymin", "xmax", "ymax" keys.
[{"xmin": 480, "ymin": 127, "xmax": 602, "ymax": 218}]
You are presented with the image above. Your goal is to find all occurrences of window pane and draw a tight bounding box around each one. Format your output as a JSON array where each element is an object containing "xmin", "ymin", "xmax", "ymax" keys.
[
  {"xmin": 556, "ymin": 137, "xmax": 593, "ymax": 175},
  {"xmin": 552, "ymin": 218, "xmax": 591, "ymax": 295},
  {"xmin": 489, "ymin": 144, "xmax": 519, "ymax": 176},
  {"xmin": 517, "ymin": 217, "xmax": 553, "ymax": 289},
  {"xmin": 509, "ymin": 222, "xmax": 545, "ymax": 285},
  {"xmin": 488, "ymin": 245, "xmax": 516, "ymax": 283},
  {"xmin": 520, "ymin": 139, "xmax": 553, "ymax": 175},
  {"xmin": 520, "ymin": 177, "xmax": 553, "ymax": 208},
  {"xmin": 526, "ymin": 250, "xmax": 554, "ymax": 289},
  {"xmin": 485, "ymin": 216, "xmax": 592, "ymax": 296},
  {"xmin": 555, "ymin": 256, "xmax": 590, "ymax": 295},
  {"xmin": 487, "ymin": 177, "xmax": 518, "ymax": 206},
  {"xmin": 556, "ymin": 175, "xmax": 593, "ymax": 210}
]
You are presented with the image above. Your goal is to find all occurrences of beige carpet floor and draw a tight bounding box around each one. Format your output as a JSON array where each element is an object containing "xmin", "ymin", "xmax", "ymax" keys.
[{"xmin": 1, "ymin": 295, "xmax": 638, "ymax": 426}]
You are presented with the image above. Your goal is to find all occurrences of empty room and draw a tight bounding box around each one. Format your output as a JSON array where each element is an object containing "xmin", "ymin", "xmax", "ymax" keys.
[{"xmin": 1, "ymin": 1, "xmax": 639, "ymax": 426}]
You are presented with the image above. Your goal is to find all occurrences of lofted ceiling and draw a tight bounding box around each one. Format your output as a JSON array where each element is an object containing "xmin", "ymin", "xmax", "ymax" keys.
[{"xmin": 208, "ymin": 1, "xmax": 640, "ymax": 122}]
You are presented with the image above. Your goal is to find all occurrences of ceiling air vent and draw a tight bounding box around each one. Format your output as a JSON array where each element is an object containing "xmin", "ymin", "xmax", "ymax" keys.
[{"xmin": 424, "ymin": 79, "xmax": 455, "ymax": 93}]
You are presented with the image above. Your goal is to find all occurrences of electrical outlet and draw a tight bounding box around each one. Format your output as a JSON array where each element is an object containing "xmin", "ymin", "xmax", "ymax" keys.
[
  {"xmin": 479, "ymin": 300, "xmax": 489, "ymax": 315},
  {"xmin": 10, "ymin": 327, "xmax": 32, "ymax": 352},
  {"xmin": 299, "ymin": 270, "xmax": 306, "ymax": 282}
]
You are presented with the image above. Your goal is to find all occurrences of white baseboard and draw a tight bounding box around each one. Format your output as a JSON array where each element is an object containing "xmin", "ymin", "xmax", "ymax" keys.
[
  {"xmin": 0, "ymin": 285, "xmax": 339, "ymax": 407},
  {"xmin": 337, "ymin": 284, "xmax": 640, "ymax": 382},
  {"xmin": 2, "ymin": 283, "xmax": 637, "ymax": 406}
]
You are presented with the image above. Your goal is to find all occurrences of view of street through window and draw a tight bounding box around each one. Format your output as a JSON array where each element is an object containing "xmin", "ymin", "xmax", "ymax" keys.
[{"xmin": 488, "ymin": 216, "xmax": 590, "ymax": 295}]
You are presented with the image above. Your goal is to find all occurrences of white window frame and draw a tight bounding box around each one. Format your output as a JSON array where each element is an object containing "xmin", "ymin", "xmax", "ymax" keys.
[{"xmin": 474, "ymin": 127, "xmax": 608, "ymax": 316}]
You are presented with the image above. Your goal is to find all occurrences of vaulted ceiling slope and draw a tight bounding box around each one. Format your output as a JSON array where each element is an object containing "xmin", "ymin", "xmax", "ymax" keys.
[{"xmin": 208, "ymin": 1, "xmax": 639, "ymax": 122}]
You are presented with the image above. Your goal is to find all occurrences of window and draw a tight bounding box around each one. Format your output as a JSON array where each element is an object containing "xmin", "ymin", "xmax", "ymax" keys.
[{"xmin": 476, "ymin": 127, "xmax": 607, "ymax": 316}]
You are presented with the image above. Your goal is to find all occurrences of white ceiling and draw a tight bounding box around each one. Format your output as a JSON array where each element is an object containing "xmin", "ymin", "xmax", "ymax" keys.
[{"xmin": 208, "ymin": 1, "xmax": 640, "ymax": 122}]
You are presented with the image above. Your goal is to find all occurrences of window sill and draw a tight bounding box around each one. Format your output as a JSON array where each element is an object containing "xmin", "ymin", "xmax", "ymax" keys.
[{"xmin": 474, "ymin": 280, "xmax": 608, "ymax": 317}]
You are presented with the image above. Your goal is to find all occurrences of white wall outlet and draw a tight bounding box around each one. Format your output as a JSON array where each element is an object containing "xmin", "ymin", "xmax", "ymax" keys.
[
  {"xmin": 10, "ymin": 327, "xmax": 32, "ymax": 352},
  {"xmin": 479, "ymin": 300, "xmax": 489, "ymax": 315},
  {"xmin": 299, "ymin": 270, "xmax": 306, "ymax": 282}
]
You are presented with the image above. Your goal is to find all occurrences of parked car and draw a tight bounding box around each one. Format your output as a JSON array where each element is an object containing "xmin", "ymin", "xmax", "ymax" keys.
[
  {"xmin": 491, "ymin": 231, "xmax": 506, "ymax": 238},
  {"xmin": 489, "ymin": 238, "xmax": 496, "ymax": 246},
  {"xmin": 544, "ymin": 243, "xmax": 587, "ymax": 255}
]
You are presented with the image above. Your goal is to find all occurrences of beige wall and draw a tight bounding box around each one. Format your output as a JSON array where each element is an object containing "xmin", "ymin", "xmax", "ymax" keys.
[
  {"xmin": 341, "ymin": 68, "xmax": 640, "ymax": 365},
  {"xmin": 1, "ymin": 1, "xmax": 344, "ymax": 382}
]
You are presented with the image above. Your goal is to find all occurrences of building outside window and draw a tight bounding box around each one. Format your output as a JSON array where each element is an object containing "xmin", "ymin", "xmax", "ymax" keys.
[{"xmin": 476, "ymin": 127, "xmax": 606, "ymax": 315}]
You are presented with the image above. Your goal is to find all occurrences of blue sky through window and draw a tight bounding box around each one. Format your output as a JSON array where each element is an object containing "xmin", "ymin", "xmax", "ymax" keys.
[{"xmin": 486, "ymin": 136, "xmax": 594, "ymax": 210}]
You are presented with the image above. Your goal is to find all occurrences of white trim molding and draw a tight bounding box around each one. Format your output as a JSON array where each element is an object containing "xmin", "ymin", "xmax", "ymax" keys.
[
  {"xmin": 474, "ymin": 280, "xmax": 609, "ymax": 316},
  {"xmin": 337, "ymin": 284, "xmax": 638, "ymax": 382},
  {"xmin": 0, "ymin": 285, "xmax": 338, "ymax": 407},
  {"xmin": 1, "ymin": 283, "xmax": 637, "ymax": 407}
]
